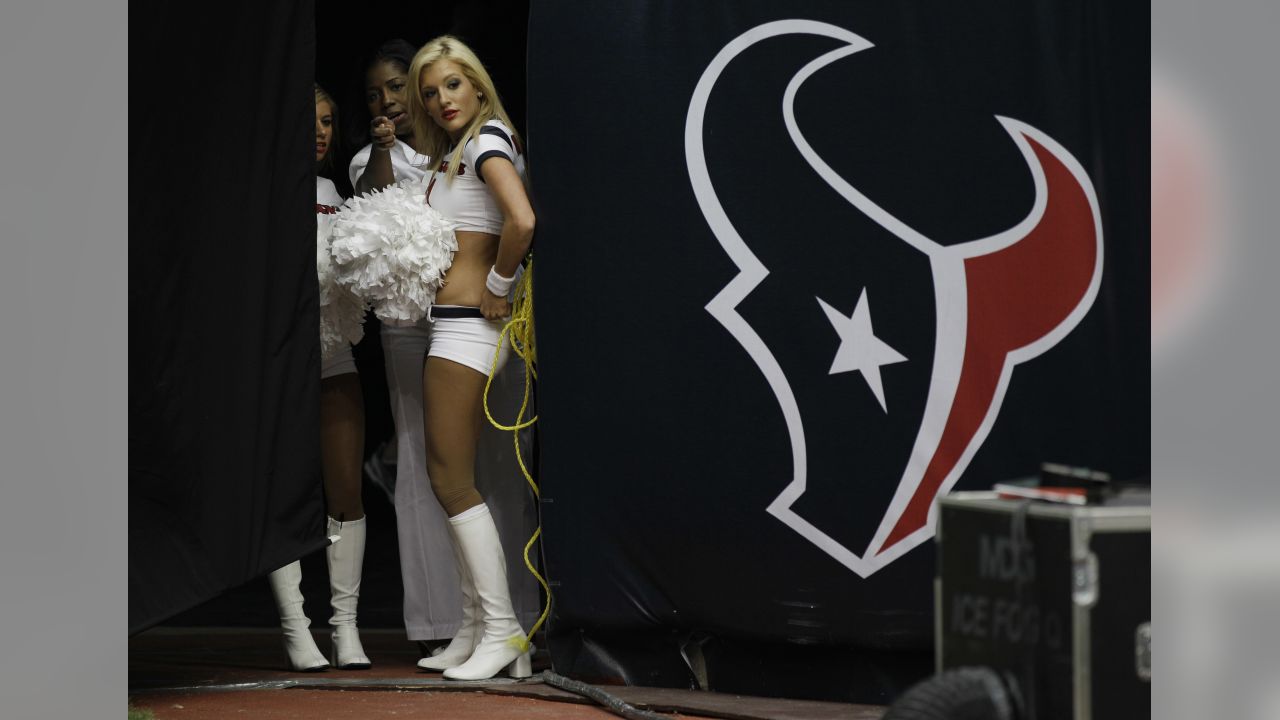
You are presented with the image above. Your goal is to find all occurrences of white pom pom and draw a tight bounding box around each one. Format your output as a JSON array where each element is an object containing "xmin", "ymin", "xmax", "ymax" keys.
[
  {"xmin": 327, "ymin": 180, "xmax": 459, "ymax": 326},
  {"xmin": 317, "ymin": 212, "xmax": 368, "ymax": 362}
]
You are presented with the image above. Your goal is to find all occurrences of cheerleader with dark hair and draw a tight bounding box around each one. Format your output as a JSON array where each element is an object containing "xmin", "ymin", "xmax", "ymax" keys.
[{"xmin": 350, "ymin": 39, "xmax": 432, "ymax": 194}]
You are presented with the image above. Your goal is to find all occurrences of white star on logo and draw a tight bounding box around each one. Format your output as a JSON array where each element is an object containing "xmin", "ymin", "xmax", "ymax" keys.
[{"xmin": 817, "ymin": 288, "xmax": 907, "ymax": 413}]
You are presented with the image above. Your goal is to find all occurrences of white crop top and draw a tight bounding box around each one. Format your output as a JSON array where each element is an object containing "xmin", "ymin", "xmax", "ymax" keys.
[
  {"xmin": 348, "ymin": 139, "xmax": 432, "ymax": 189},
  {"xmin": 425, "ymin": 119, "xmax": 526, "ymax": 235}
]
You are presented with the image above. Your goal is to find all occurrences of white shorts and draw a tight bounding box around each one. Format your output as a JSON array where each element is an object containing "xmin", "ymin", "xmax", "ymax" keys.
[
  {"xmin": 321, "ymin": 345, "xmax": 358, "ymax": 379},
  {"xmin": 426, "ymin": 307, "xmax": 511, "ymax": 377}
]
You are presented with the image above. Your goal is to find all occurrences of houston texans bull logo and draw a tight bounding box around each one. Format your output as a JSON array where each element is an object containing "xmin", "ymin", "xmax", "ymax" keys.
[{"xmin": 685, "ymin": 20, "xmax": 1102, "ymax": 577}]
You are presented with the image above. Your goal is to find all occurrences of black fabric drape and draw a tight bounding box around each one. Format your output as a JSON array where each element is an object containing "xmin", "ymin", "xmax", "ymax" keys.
[
  {"xmin": 528, "ymin": 0, "xmax": 1148, "ymax": 702},
  {"xmin": 129, "ymin": 0, "xmax": 324, "ymax": 634}
]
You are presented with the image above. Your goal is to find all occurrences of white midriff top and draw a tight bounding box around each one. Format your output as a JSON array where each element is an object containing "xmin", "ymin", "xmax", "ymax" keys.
[{"xmin": 425, "ymin": 119, "xmax": 526, "ymax": 235}]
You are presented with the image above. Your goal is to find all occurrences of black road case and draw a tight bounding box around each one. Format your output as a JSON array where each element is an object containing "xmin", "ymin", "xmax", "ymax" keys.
[{"xmin": 935, "ymin": 491, "xmax": 1150, "ymax": 720}]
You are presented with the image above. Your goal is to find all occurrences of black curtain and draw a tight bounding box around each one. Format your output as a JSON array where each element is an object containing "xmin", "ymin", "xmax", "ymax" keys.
[
  {"xmin": 528, "ymin": 0, "xmax": 1148, "ymax": 703},
  {"xmin": 129, "ymin": 0, "xmax": 324, "ymax": 634}
]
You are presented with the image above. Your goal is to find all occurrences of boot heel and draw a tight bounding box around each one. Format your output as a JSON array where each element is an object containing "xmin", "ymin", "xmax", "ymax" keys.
[
  {"xmin": 284, "ymin": 638, "xmax": 328, "ymax": 673},
  {"xmin": 330, "ymin": 628, "xmax": 372, "ymax": 669},
  {"xmin": 506, "ymin": 650, "xmax": 532, "ymax": 679},
  {"xmin": 268, "ymin": 561, "xmax": 329, "ymax": 672}
]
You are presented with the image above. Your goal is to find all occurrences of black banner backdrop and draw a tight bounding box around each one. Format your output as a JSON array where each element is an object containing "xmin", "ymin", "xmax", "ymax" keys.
[
  {"xmin": 129, "ymin": 1, "xmax": 324, "ymax": 633},
  {"xmin": 528, "ymin": 0, "xmax": 1147, "ymax": 702}
]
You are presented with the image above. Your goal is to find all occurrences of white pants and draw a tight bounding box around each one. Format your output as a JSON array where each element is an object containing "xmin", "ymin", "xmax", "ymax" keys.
[
  {"xmin": 425, "ymin": 310, "xmax": 511, "ymax": 376},
  {"xmin": 382, "ymin": 318, "xmax": 540, "ymax": 641}
]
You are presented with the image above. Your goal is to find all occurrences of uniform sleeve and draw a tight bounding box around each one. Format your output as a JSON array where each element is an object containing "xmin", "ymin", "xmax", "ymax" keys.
[
  {"xmin": 348, "ymin": 144, "xmax": 373, "ymax": 189},
  {"xmin": 316, "ymin": 177, "xmax": 343, "ymax": 206},
  {"xmin": 464, "ymin": 121, "xmax": 517, "ymax": 183}
]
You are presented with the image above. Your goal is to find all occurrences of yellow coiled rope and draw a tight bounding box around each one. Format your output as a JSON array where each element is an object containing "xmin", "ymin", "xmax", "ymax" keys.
[{"xmin": 482, "ymin": 258, "xmax": 549, "ymax": 649}]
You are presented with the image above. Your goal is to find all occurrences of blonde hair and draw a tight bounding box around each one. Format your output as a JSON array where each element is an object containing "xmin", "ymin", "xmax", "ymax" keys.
[
  {"xmin": 407, "ymin": 35, "xmax": 518, "ymax": 183},
  {"xmin": 314, "ymin": 83, "xmax": 339, "ymax": 175}
]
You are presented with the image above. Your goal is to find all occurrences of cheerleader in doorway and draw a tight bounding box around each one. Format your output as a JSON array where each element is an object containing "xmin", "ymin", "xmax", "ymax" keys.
[
  {"xmin": 350, "ymin": 37, "xmax": 541, "ymax": 664},
  {"xmin": 347, "ymin": 39, "xmax": 471, "ymax": 659},
  {"xmin": 407, "ymin": 35, "xmax": 536, "ymax": 681},
  {"xmin": 265, "ymin": 83, "xmax": 371, "ymax": 672}
]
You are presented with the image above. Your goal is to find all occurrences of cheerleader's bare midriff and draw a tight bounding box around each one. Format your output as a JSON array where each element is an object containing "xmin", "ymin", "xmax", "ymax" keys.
[{"xmin": 434, "ymin": 229, "xmax": 500, "ymax": 307}]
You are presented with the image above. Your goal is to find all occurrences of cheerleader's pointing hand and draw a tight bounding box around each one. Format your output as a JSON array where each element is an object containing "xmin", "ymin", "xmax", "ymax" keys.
[{"xmin": 371, "ymin": 115, "xmax": 397, "ymax": 150}]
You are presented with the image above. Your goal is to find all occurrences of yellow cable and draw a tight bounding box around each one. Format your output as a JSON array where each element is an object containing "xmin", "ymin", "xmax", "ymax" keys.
[{"xmin": 482, "ymin": 259, "xmax": 550, "ymax": 648}]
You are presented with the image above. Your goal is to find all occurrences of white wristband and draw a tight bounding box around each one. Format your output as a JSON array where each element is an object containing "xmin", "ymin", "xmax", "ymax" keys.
[{"xmin": 486, "ymin": 266, "xmax": 516, "ymax": 297}]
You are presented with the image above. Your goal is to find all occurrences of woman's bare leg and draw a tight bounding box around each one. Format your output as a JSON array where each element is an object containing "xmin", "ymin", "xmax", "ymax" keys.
[
  {"xmin": 422, "ymin": 357, "xmax": 486, "ymax": 516},
  {"xmin": 320, "ymin": 373, "xmax": 365, "ymax": 520},
  {"xmin": 421, "ymin": 355, "xmax": 527, "ymax": 680},
  {"xmin": 319, "ymin": 371, "xmax": 371, "ymax": 668}
]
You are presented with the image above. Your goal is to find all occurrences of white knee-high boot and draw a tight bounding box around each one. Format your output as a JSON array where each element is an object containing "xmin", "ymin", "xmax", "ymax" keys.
[
  {"xmin": 417, "ymin": 515, "xmax": 482, "ymax": 671},
  {"xmin": 267, "ymin": 560, "xmax": 329, "ymax": 672},
  {"xmin": 327, "ymin": 516, "xmax": 372, "ymax": 669},
  {"xmin": 442, "ymin": 504, "xmax": 532, "ymax": 680}
]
